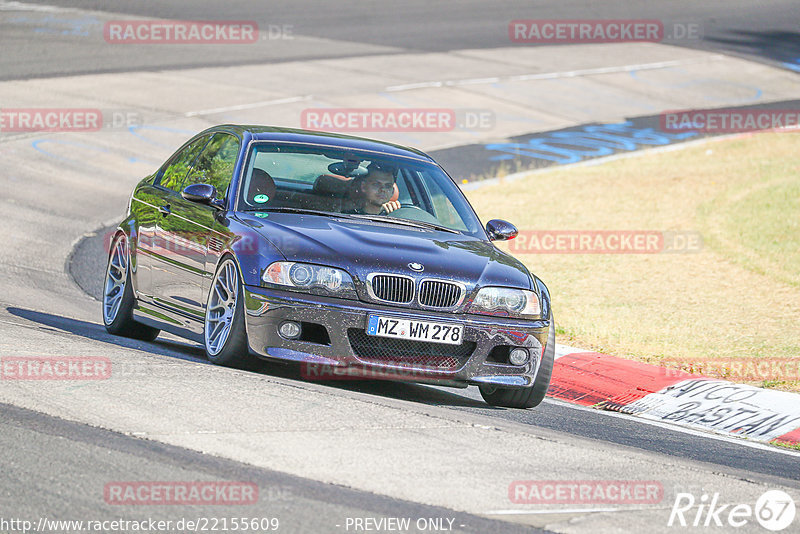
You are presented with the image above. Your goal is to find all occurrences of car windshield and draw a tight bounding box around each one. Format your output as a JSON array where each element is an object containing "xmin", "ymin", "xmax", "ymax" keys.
[{"xmin": 237, "ymin": 143, "xmax": 485, "ymax": 237}]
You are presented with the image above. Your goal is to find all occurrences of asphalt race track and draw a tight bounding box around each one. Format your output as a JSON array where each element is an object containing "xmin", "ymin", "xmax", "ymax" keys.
[
  {"xmin": 1, "ymin": 1, "xmax": 799, "ymax": 533},
  {"xmin": 3, "ymin": 0, "xmax": 800, "ymax": 79}
]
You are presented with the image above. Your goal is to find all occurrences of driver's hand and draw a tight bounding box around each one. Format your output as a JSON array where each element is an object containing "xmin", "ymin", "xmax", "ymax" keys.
[{"xmin": 381, "ymin": 200, "xmax": 401, "ymax": 213}]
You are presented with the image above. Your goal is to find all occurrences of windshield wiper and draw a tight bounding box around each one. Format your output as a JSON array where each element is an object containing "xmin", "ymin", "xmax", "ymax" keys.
[
  {"xmin": 243, "ymin": 207, "xmax": 461, "ymax": 234},
  {"xmin": 243, "ymin": 207, "xmax": 354, "ymax": 218},
  {"xmin": 349, "ymin": 214, "xmax": 461, "ymax": 234}
]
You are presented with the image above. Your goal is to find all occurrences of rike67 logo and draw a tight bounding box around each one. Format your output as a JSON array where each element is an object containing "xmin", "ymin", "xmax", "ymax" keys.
[{"xmin": 669, "ymin": 490, "xmax": 795, "ymax": 531}]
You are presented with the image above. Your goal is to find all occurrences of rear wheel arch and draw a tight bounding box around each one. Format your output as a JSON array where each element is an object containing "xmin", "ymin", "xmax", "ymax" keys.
[
  {"xmin": 102, "ymin": 231, "xmax": 160, "ymax": 341},
  {"xmin": 113, "ymin": 224, "xmax": 144, "ymax": 294}
]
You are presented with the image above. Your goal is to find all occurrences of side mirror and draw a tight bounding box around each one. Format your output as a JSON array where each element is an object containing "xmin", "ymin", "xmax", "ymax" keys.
[
  {"xmin": 182, "ymin": 183, "xmax": 224, "ymax": 209},
  {"xmin": 485, "ymin": 219, "xmax": 518, "ymax": 241}
]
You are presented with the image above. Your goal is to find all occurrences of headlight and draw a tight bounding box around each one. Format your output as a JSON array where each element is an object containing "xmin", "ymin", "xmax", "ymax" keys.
[
  {"xmin": 469, "ymin": 287, "xmax": 540, "ymax": 318},
  {"xmin": 262, "ymin": 262, "xmax": 357, "ymax": 299}
]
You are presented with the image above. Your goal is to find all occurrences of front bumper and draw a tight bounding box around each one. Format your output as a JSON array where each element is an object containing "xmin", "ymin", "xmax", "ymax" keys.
[{"xmin": 243, "ymin": 285, "xmax": 551, "ymax": 388}]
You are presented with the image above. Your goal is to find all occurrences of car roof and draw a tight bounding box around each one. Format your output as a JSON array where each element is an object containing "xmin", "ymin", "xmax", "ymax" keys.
[{"xmin": 200, "ymin": 124, "xmax": 436, "ymax": 163}]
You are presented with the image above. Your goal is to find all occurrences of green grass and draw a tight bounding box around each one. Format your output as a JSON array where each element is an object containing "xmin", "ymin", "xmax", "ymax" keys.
[
  {"xmin": 772, "ymin": 440, "xmax": 800, "ymax": 451},
  {"xmin": 701, "ymin": 177, "xmax": 800, "ymax": 288},
  {"xmin": 464, "ymin": 132, "xmax": 800, "ymax": 390}
]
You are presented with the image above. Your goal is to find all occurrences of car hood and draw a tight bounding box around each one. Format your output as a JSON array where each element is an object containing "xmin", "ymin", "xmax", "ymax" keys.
[{"xmin": 238, "ymin": 212, "xmax": 532, "ymax": 290}]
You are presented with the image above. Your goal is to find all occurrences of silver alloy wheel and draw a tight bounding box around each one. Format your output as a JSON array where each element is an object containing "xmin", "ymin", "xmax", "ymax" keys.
[
  {"xmin": 205, "ymin": 260, "xmax": 238, "ymax": 355},
  {"xmin": 103, "ymin": 235, "xmax": 128, "ymax": 325}
]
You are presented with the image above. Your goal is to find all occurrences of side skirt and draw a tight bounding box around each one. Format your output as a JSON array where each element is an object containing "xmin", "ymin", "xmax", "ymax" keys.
[{"xmin": 133, "ymin": 301, "xmax": 204, "ymax": 344}]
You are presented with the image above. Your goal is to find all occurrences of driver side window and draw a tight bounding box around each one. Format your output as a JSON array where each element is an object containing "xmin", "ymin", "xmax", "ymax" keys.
[
  {"xmin": 186, "ymin": 133, "xmax": 240, "ymax": 199},
  {"xmin": 158, "ymin": 135, "xmax": 210, "ymax": 192},
  {"xmin": 418, "ymin": 171, "xmax": 468, "ymax": 230}
]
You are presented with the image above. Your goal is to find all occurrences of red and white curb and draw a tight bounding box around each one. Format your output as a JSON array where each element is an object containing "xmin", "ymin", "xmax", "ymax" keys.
[
  {"xmin": 466, "ymin": 134, "xmax": 800, "ymax": 448},
  {"xmin": 549, "ymin": 345, "xmax": 800, "ymax": 447}
]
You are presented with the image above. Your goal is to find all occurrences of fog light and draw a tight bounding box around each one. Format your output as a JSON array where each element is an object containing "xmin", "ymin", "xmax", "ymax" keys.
[
  {"xmin": 509, "ymin": 348, "xmax": 529, "ymax": 366},
  {"xmin": 279, "ymin": 321, "xmax": 301, "ymax": 339}
]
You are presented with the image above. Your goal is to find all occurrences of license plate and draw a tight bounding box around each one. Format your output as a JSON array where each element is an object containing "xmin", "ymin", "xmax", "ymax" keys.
[{"xmin": 366, "ymin": 315, "xmax": 464, "ymax": 345}]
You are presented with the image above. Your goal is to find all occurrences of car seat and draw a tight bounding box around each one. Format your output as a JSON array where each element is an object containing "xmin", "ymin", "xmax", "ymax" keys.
[{"xmin": 247, "ymin": 168, "xmax": 276, "ymax": 206}]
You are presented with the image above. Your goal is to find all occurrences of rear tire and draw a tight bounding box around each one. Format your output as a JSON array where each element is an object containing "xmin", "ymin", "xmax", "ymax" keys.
[
  {"xmin": 479, "ymin": 316, "xmax": 555, "ymax": 409},
  {"xmin": 102, "ymin": 233, "xmax": 160, "ymax": 341},
  {"xmin": 204, "ymin": 256, "xmax": 253, "ymax": 368}
]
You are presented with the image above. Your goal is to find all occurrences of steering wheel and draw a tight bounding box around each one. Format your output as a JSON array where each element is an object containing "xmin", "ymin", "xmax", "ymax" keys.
[
  {"xmin": 395, "ymin": 203, "xmax": 424, "ymax": 211},
  {"xmin": 386, "ymin": 204, "xmax": 441, "ymax": 224},
  {"xmin": 382, "ymin": 203, "xmax": 422, "ymax": 215}
]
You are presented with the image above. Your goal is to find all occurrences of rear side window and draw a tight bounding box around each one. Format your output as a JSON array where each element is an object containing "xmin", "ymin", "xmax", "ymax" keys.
[
  {"xmin": 158, "ymin": 135, "xmax": 210, "ymax": 191},
  {"xmin": 186, "ymin": 133, "xmax": 240, "ymax": 198}
]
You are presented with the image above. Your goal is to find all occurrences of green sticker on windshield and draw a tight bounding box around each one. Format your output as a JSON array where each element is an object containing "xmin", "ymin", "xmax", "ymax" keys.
[
  {"xmin": 254, "ymin": 212, "xmax": 269, "ymax": 218},
  {"xmin": 254, "ymin": 194, "xmax": 270, "ymax": 203}
]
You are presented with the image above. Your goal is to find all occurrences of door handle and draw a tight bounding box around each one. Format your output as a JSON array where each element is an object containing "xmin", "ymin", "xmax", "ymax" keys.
[{"xmin": 158, "ymin": 204, "xmax": 171, "ymax": 216}]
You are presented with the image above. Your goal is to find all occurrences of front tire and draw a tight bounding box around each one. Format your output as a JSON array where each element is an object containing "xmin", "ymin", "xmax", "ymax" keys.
[
  {"xmin": 204, "ymin": 256, "xmax": 253, "ymax": 367},
  {"xmin": 102, "ymin": 233, "xmax": 160, "ymax": 341},
  {"xmin": 479, "ymin": 317, "xmax": 555, "ymax": 409}
]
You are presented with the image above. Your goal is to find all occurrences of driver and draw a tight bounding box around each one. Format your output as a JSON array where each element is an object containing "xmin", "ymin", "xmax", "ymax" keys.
[{"xmin": 345, "ymin": 162, "xmax": 401, "ymax": 215}]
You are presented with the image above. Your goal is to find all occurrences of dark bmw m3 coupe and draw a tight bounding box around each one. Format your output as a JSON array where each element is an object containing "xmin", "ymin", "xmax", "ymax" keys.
[{"xmin": 103, "ymin": 125, "xmax": 554, "ymax": 408}]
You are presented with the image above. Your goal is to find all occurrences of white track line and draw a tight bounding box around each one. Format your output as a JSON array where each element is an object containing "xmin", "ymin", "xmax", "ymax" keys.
[
  {"xmin": 484, "ymin": 508, "xmax": 623, "ymax": 515},
  {"xmin": 184, "ymin": 95, "xmax": 313, "ymax": 118},
  {"xmin": 0, "ymin": 1, "xmax": 68, "ymax": 11},
  {"xmin": 385, "ymin": 56, "xmax": 725, "ymax": 92}
]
